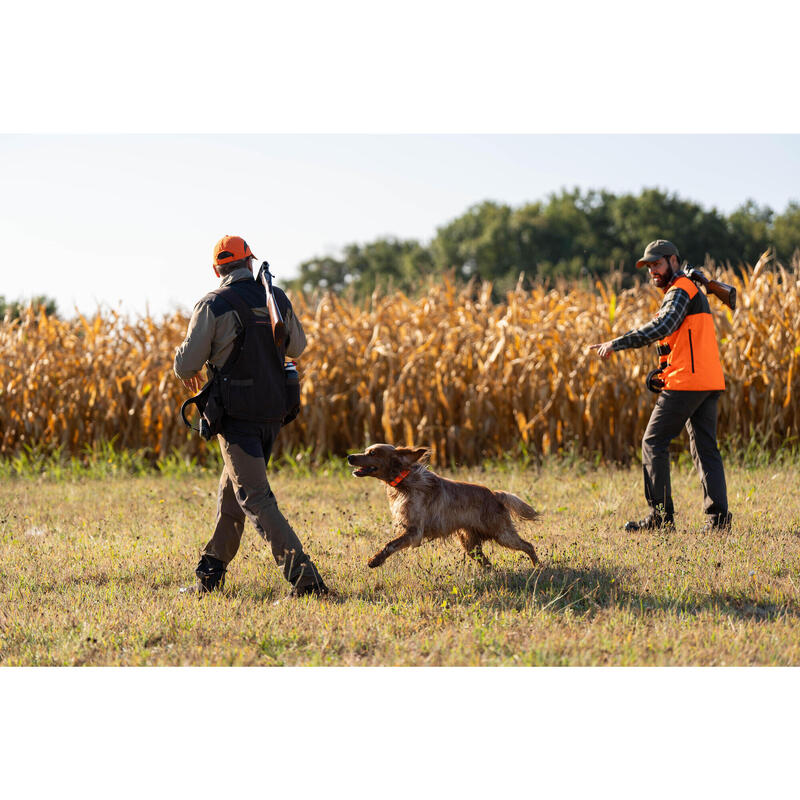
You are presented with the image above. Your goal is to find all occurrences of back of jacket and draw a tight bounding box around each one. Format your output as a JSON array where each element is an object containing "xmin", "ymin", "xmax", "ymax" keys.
[
  {"xmin": 216, "ymin": 281, "xmax": 289, "ymax": 422},
  {"xmin": 174, "ymin": 268, "xmax": 306, "ymax": 421}
]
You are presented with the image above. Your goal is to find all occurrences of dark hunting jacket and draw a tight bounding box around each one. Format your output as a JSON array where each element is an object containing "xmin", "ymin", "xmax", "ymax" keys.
[{"xmin": 173, "ymin": 266, "xmax": 306, "ymax": 381}]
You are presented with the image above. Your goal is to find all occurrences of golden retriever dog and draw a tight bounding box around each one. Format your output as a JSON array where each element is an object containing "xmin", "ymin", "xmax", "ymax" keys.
[{"xmin": 347, "ymin": 444, "xmax": 540, "ymax": 569}]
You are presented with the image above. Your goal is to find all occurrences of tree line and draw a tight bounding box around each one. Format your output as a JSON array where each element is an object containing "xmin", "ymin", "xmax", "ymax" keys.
[
  {"xmin": 288, "ymin": 188, "xmax": 800, "ymax": 298},
  {"xmin": 3, "ymin": 188, "xmax": 799, "ymax": 316},
  {"xmin": 0, "ymin": 295, "xmax": 58, "ymax": 319}
]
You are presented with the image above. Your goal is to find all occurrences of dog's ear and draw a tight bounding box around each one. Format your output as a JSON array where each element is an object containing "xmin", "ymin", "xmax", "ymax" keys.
[
  {"xmin": 412, "ymin": 447, "xmax": 430, "ymax": 464},
  {"xmin": 397, "ymin": 446, "xmax": 430, "ymax": 464}
]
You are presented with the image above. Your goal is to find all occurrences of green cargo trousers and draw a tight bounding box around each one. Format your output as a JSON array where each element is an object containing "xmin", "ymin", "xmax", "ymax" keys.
[{"xmin": 201, "ymin": 417, "xmax": 324, "ymax": 591}]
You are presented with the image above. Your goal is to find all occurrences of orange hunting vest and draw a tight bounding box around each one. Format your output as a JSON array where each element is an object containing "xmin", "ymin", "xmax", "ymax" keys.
[{"xmin": 657, "ymin": 276, "xmax": 725, "ymax": 391}]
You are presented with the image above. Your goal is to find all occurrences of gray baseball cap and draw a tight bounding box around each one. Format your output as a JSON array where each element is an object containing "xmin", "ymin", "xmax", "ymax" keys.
[{"xmin": 636, "ymin": 239, "xmax": 680, "ymax": 268}]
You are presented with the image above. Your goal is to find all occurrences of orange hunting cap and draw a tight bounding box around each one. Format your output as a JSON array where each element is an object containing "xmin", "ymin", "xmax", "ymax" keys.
[{"xmin": 213, "ymin": 235, "xmax": 254, "ymax": 266}]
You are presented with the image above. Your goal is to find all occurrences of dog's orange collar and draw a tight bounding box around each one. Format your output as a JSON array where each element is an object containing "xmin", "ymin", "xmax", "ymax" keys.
[{"xmin": 388, "ymin": 469, "xmax": 410, "ymax": 487}]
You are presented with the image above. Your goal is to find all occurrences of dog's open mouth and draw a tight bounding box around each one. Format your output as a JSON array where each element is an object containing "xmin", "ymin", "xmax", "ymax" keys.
[{"xmin": 352, "ymin": 465, "xmax": 377, "ymax": 477}]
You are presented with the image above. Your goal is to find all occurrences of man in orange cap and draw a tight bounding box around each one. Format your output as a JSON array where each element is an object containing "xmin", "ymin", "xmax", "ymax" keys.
[
  {"xmin": 174, "ymin": 235, "xmax": 328, "ymax": 597},
  {"xmin": 589, "ymin": 239, "xmax": 731, "ymax": 533}
]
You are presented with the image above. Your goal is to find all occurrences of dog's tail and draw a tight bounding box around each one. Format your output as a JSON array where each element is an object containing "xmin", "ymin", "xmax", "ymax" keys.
[{"xmin": 495, "ymin": 491, "xmax": 540, "ymax": 521}]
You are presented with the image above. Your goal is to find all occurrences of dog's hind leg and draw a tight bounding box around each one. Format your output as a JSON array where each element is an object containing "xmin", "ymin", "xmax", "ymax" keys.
[
  {"xmin": 368, "ymin": 527, "xmax": 421, "ymax": 568},
  {"xmin": 458, "ymin": 529, "xmax": 492, "ymax": 569},
  {"xmin": 494, "ymin": 522, "xmax": 539, "ymax": 566}
]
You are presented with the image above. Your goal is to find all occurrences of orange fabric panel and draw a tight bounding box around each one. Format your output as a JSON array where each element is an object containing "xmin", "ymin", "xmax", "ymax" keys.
[
  {"xmin": 670, "ymin": 275, "xmax": 699, "ymax": 302},
  {"xmin": 659, "ymin": 277, "xmax": 725, "ymax": 391}
]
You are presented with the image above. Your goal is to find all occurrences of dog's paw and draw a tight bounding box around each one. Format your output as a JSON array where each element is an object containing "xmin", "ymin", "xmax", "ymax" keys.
[{"xmin": 367, "ymin": 555, "xmax": 383, "ymax": 568}]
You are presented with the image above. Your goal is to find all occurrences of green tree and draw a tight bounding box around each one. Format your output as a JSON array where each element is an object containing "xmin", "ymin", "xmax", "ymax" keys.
[
  {"xmin": 289, "ymin": 238, "xmax": 434, "ymax": 298},
  {"xmin": 771, "ymin": 202, "xmax": 800, "ymax": 263},
  {"xmin": 523, "ymin": 189, "xmax": 618, "ymax": 279},
  {"xmin": 290, "ymin": 255, "xmax": 351, "ymax": 294},
  {"xmin": 606, "ymin": 188, "xmax": 736, "ymax": 272},
  {"xmin": 0, "ymin": 295, "xmax": 58, "ymax": 320},
  {"xmin": 431, "ymin": 201, "xmax": 518, "ymax": 283},
  {"xmin": 727, "ymin": 200, "xmax": 773, "ymax": 265},
  {"xmin": 291, "ymin": 188, "xmax": 794, "ymax": 296}
]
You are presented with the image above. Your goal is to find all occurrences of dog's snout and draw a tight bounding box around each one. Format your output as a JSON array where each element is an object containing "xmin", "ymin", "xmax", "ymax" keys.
[{"xmin": 347, "ymin": 454, "xmax": 357, "ymax": 464}]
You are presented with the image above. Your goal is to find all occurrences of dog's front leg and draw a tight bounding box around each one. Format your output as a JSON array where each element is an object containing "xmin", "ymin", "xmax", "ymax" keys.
[{"xmin": 368, "ymin": 526, "xmax": 421, "ymax": 568}]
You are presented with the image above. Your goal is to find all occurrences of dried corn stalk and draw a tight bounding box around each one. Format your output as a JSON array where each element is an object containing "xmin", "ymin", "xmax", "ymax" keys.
[{"xmin": 1, "ymin": 254, "xmax": 798, "ymax": 465}]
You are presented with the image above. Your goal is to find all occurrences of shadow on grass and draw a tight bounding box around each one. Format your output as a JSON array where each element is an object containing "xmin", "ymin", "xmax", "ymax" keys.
[
  {"xmin": 346, "ymin": 556, "xmax": 800, "ymax": 624},
  {"xmin": 28, "ymin": 562, "xmax": 794, "ymax": 623},
  {"xmin": 222, "ymin": 584, "xmax": 349, "ymax": 606},
  {"xmin": 469, "ymin": 563, "xmax": 800, "ymax": 623},
  {"xmin": 467, "ymin": 563, "xmax": 629, "ymax": 615}
]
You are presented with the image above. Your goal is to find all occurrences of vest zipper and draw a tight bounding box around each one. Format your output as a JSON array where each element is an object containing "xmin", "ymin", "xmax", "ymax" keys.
[{"xmin": 688, "ymin": 329, "xmax": 695, "ymax": 372}]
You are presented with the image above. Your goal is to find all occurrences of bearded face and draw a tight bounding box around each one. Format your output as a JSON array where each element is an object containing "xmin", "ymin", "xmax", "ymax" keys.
[{"xmin": 648, "ymin": 257, "xmax": 674, "ymax": 289}]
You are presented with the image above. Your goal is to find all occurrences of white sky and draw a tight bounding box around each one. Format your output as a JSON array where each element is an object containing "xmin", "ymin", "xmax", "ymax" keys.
[{"xmin": 3, "ymin": 133, "xmax": 799, "ymax": 317}]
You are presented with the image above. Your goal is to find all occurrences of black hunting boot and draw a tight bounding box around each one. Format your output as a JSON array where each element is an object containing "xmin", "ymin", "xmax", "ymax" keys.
[
  {"xmin": 290, "ymin": 578, "xmax": 330, "ymax": 598},
  {"xmin": 624, "ymin": 510, "xmax": 675, "ymax": 532},
  {"xmin": 179, "ymin": 554, "xmax": 226, "ymax": 595},
  {"xmin": 702, "ymin": 511, "xmax": 732, "ymax": 533},
  {"xmin": 273, "ymin": 572, "xmax": 329, "ymax": 606},
  {"xmin": 288, "ymin": 556, "xmax": 329, "ymax": 598}
]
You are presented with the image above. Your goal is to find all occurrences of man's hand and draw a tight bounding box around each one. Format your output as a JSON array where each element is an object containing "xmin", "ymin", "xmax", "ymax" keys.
[
  {"xmin": 588, "ymin": 341, "xmax": 615, "ymax": 360},
  {"xmin": 181, "ymin": 374, "xmax": 204, "ymax": 393}
]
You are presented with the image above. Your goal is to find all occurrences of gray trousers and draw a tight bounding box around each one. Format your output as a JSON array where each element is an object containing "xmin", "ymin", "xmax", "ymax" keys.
[
  {"xmin": 202, "ymin": 417, "xmax": 323, "ymax": 590},
  {"xmin": 641, "ymin": 390, "xmax": 728, "ymax": 518}
]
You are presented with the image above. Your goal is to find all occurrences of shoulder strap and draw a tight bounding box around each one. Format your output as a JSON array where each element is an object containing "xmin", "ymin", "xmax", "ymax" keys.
[
  {"xmin": 210, "ymin": 286, "xmax": 255, "ymax": 325},
  {"xmin": 208, "ymin": 286, "xmax": 256, "ymax": 374}
]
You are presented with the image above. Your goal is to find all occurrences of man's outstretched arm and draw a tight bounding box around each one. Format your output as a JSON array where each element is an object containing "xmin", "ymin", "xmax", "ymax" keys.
[{"xmin": 589, "ymin": 288, "xmax": 690, "ymax": 358}]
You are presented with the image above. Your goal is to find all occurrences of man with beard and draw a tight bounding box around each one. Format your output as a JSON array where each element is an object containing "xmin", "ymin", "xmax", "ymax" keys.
[{"xmin": 589, "ymin": 239, "xmax": 731, "ymax": 533}]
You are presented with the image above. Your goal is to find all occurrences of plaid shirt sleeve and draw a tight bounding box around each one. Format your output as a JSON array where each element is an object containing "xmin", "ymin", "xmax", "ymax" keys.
[{"xmin": 611, "ymin": 287, "xmax": 691, "ymax": 351}]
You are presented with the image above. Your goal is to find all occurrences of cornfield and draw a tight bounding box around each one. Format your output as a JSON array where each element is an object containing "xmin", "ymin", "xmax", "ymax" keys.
[{"xmin": 2, "ymin": 253, "xmax": 798, "ymax": 465}]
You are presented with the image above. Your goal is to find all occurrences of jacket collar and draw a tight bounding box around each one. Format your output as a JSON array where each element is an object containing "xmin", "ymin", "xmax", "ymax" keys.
[{"xmin": 218, "ymin": 267, "xmax": 255, "ymax": 288}]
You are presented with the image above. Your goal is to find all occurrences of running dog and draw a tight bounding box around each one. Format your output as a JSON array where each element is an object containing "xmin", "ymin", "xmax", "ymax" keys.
[{"xmin": 347, "ymin": 444, "xmax": 540, "ymax": 569}]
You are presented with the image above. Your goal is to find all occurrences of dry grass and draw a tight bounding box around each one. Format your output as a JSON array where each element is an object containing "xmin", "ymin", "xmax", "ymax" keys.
[
  {"xmin": 1, "ymin": 253, "xmax": 798, "ymax": 465},
  {"xmin": 2, "ymin": 460, "xmax": 799, "ymax": 666}
]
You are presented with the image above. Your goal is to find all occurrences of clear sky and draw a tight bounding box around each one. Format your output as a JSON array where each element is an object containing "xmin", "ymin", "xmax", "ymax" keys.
[{"xmin": 2, "ymin": 134, "xmax": 799, "ymax": 318}]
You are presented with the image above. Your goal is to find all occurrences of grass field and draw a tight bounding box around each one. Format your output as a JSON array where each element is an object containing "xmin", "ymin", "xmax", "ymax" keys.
[{"xmin": 2, "ymin": 457, "xmax": 799, "ymax": 666}]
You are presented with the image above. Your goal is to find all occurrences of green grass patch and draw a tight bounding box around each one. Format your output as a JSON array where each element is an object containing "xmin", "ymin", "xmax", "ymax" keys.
[{"xmin": 1, "ymin": 459, "xmax": 799, "ymax": 665}]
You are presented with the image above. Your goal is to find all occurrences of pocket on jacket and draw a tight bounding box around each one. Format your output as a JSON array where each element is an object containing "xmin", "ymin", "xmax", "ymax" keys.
[{"xmin": 222, "ymin": 376, "xmax": 259, "ymax": 419}]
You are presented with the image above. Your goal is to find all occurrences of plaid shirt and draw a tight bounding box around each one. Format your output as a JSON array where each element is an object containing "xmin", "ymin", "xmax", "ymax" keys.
[{"xmin": 611, "ymin": 285, "xmax": 691, "ymax": 351}]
